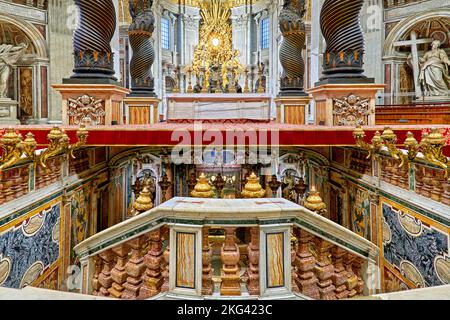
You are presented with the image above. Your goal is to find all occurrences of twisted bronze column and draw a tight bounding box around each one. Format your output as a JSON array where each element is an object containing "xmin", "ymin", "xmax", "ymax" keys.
[
  {"xmin": 279, "ymin": 0, "xmax": 307, "ymax": 96},
  {"xmin": 70, "ymin": 0, "xmax": 117, "ymax": 81},
  {"xmin": 320, "ymin": 0, "xmax": 369, "ymax": 82},
  {"xmin": 128, "ymin": 0, "xmax": 156, "ymax": 96}
]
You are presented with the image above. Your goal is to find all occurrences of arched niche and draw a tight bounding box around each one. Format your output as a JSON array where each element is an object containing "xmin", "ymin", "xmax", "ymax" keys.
[
  {"xmin": 109, "ymin": 148, "xmax": 163, "ymax": 219},
  {"xmin": 383, "ymin": 9, "xmax": 450, "ymax": 104},
  {"xmin": 0, "ymin": 14, "xmax": 49, "ymax": 122}
]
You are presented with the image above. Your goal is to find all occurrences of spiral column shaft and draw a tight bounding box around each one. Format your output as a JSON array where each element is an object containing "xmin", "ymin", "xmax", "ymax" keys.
[
  {"xmin": 128, "ymin": 0, "xmax": 156, "ymax": 96},
  {"xmin": 279, "ymin": 1, "xmax": 307, "ymax": 96},
  {"xmin": 320, "ymin": 0, "xmax": 366, "ymax": 80},
  {"xmin": 71, "ymin": 0, "xmax": 117, "ymax": 80}
]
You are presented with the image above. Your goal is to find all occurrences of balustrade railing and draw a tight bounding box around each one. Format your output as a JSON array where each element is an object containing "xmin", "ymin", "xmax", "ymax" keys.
[{"xmin": 74, "ymin": 197, "xmax": 380, "ymax": 300}]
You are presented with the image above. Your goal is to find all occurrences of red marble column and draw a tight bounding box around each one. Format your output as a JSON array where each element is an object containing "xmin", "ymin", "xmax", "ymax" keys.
[
  {"xmin": 422, "ymin": 168, "xmax": 433, "ymax": 198},
  {"xmin": 246, "ymin": 227, "xmax": 260, "ymax": 295},
  {"xmin": 98, "ymin": 249, "xmax": 114, "ymax": 297},
  {"xmin": 220, "ymin": 227, "xmax": 241, "ymax": 296},
  {"xmin": 108, "ymin": 244, "xmax": 129, "ymax": 298},
  {"xmin": 331, "ymin": 247, "xmax": 349, "ymax": 299},
  {"xmin": 91, "ymin": 255, "xmax": 103, "ymax": 296},
  {"xmin": 161, "ymin": 245, "xmax": 170, "ymax": 293},
  {"xmin": 431, "ymin": 171, "xmax": 444, "ymax": 202},
  {"xmin": 383, "ymin": 159, "xmax": 393, "ymax": 184},
  {"xmin": 0, "ymin": 171, "xmax": 5, "ymax": 205},
  {"xmin": 352, "ymin": 257, "xmax": 365, "ymax": 296},
  {"xmin": 295, "ymin": 228, "xmax": 319, "ymax": 299},
  {"xmin": 344, "ymin": 253, "xmax": 358, "ymax": 298},
  {"xmin": 389, "ymin": 159, "xmax": 399, "ymax": 186},
  {"xmin": 20, "ymin": 166, "xmax": 29, "ymax": 196},
  {"xmin": 314, "ymin": 238, "xmax": 336, "ymax": 300},
  {"xmin": 291, "ymin": 232, "xmax": 299, "ymax": 293},
  {"xmin": 398, "ymin": 164, "xmax": 408, "ymax": 190},
  {"xmin": 202, "ymin": 227, "xmax": 214, "ymax": 295},
  {"xmin": 9, "ymin": 169, "xmax": 22, "ymax": 200},
  {"xmin": 140, "ymin": 230, "xmax": 163, "ymax": 298},
  {"xmin": 122, "ymin": 236, "xmax": 146, "ymax": 299},
  {"xmin": 442, "ymin": 180, "xmax": 450, "ymax": 205},
  {"xmin": 414, "ymin": 165, "xmax": 424, "ymax": 196}
]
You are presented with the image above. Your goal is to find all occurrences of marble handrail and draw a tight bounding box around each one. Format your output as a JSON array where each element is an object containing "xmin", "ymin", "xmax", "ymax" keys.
[{"xmin": 74, "ymin": 197, "xmax": 379, "ymax": 262}]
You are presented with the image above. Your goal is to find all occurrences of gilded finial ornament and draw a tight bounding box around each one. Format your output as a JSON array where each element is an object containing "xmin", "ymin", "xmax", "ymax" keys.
[
  {"xmin": 241, "ymin": 173, "xmax": 266, "ymax": 198},
  {"xmin": 132, "ymin": 185, "xmax": 154, "ymax": 215},
  {"xmin": 353, "ymin": 126, "xmax": 450, "ymax": 180},
  {"xmin": 191, "ymin": 173, "xmax": 215, "ymax": 198},
  {"xmin": 0, "ymin": 128, "xmax": 37, "ymax": 172},
  {"xmin": 304, "ymin": 186, "xmax": 327, "ymax": 216},
  {"xmin": 40, "ymin": 125, "xmax": 88, "ymax": 169},
  {"xmin": 0, "ymin": 125, "xmax": 87, "ymax": 172}
]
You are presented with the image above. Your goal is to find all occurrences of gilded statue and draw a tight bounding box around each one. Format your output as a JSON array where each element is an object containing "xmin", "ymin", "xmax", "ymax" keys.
[
  {"xmin": 419, "ymin": 40, "xmax": 450, "ymax": 97},
  {"xmin": 0, "ymin": 43, "xmax": 28, "ymax": 98}
]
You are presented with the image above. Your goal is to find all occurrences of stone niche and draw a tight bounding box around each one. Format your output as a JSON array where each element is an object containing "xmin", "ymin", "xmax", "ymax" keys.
[{"xmin": 0, "ymin": 19, "xmax": 49, "ymax": 123}]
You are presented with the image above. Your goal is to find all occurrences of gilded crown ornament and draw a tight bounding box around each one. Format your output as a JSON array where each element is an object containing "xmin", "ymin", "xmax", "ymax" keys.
[
  {"xmin": 0, "ymin": 126, "xmax": 87, "ymax": 173},
  {"xmin": 304, "ymin": 186, "xmax": 327, "ymax": 216},
  {"xmin": 241, "ymin": 173, "xmax": 266, "ymax": 198},
  {"xmin": 0, "ymin": 128, "xmax": 36, "ymax": 172},
  {"xmin": 40, "ymin": 125, "xmax": 88, "ymax": 169},
  {"xmin": 353, "ymin": 126, "xmax": 450, "ymax": 180},
  {"xmin": 132, "ymin": 185, "xmax": 154, "ymax": 215},
  {"xmin": 191, "ymin": 173, "xmax": 215, "ymax": 198}
]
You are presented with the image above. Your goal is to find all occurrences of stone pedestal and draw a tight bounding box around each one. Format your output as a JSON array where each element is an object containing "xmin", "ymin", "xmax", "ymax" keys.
[
  {"xmin": 275, "ymin": 96, "xmax": 311, "ymax": 125},
  {"xmin": 52, "ymin": 84, "xmax": 129, "ymax": 126},
  {"xmin": 0, "ymin": 99, "xmax": 20, "ymax": 125},
  {"xmin": 308, "ymin": 84, "xmax": 384, "ymax": 126},
  {"xmin": 124, "ymin": 96, "xmax": 160, "ymax": 125}
]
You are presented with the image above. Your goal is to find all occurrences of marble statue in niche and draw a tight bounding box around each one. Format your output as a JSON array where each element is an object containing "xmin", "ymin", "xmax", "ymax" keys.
[
  {"xmin": 419, "ymin": 40, "xmax": 450, "ymax": 98},
  {"xmin": 0, "ymin": 43, "xmax": 28, "ymax": 98}
]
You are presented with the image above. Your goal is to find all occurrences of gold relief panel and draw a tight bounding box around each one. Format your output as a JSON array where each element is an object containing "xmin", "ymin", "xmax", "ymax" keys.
[
  {"xmin": 19, "ymin": 68, "xmax": 33, "ymax": 118},
  {"xmin": 176, "ymin": 232, "xmax": 196, "ymax": 289},
  {"xmin": 266, "ymin": 232, "xmax": 285, "ymax": 288}
]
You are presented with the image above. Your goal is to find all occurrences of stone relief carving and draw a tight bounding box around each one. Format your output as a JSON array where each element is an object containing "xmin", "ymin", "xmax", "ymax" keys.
[
  {"xmin": 67, "ymin": 94, "xmax": 105, "ymax": 125},
  {"xmin": 333, "ymin": 94, "xmax": 371, "ymax": 126}
]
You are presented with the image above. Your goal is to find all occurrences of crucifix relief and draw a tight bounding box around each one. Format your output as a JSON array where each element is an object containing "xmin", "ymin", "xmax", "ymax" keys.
[{"xmin": 394, "ymin": 31, "xmax": 433, "ymax": 99}]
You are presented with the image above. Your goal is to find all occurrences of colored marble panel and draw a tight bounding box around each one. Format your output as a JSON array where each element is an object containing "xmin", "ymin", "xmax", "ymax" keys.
[
  {"xmin": 40, "ymin": 66, "xmax": 48, "ymax": 118},
  {"xmin": 349, "ymin": 183, "xmax": 371, "ymax": 240},
  {"xmin": 0, "ymin": 203, "xmax": 60, "ymax": 289},
  {"xmin": 266, "ymin": 232, "xmax": 285, "ymax": 288},
  {"xmin": 19, "ymin": 68, "xmax": 33, "ymax": 117},
  {"xmin": 382, "ymin": 202, "xmax": 449, "ymax": 287},
  {"xmin": 129, "ymin": 106, "xmax": 150, "ymax": 125},
  {"xmin": 176, "ymin": 232, "xmax": 196, "ymax": 289},
  {"xmin": 70, "ymin": 187, "xmax": 90, "ymax": 265}
]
